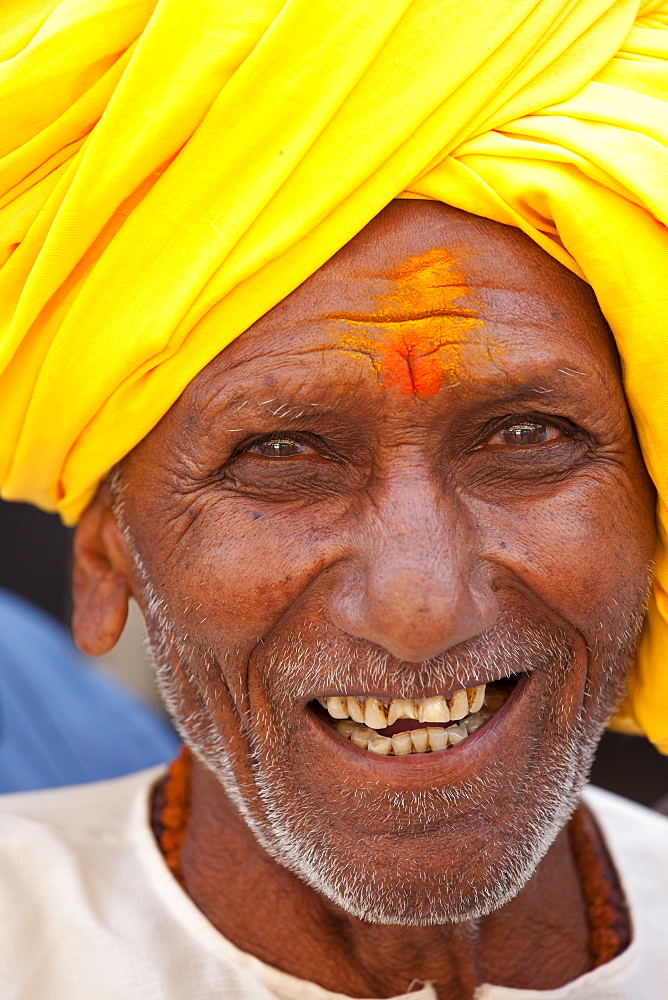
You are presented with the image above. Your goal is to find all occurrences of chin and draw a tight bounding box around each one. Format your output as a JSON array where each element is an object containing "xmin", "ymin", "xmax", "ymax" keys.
[
  {"xmin": 326, "ymin": 881, "xmax": 519, "ymax": 927},
  {"xmin": 243, "ymin": 734, "xmax": 594, "ymax": 927},
  {"xmin": 314, "ymin": 816, "xmax": 566, "ymax": 926}
]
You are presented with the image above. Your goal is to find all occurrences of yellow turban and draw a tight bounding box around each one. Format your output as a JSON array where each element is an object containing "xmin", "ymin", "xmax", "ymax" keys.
[{"xmin": 2, "ymin": 0, "xmax": 668, "ymax": 747}]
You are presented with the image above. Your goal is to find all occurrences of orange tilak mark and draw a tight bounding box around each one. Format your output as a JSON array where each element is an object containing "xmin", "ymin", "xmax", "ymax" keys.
[
  {"xmin": 332, "ymin": 248, "xmax": 483, "ymax": 396},
  {"xmin": 370, "ymin": 329, "xmax": 460, "ymax": 396}
]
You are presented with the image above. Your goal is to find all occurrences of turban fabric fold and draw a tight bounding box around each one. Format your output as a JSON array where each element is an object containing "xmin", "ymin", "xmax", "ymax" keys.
[{"xmin": 2, "ymin": 0, "xmax": 668, "ymax": 748}]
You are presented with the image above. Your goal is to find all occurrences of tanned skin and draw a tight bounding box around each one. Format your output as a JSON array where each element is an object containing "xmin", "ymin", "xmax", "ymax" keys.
[{"xmin": 72, "ymin": 203, "xmax": 655, "ymax": 999}]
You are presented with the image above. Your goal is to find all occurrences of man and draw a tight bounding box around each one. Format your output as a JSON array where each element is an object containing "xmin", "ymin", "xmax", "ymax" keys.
[{"xmin": 1, "ymin": 2, "xmax": 668, "ymax": 998}]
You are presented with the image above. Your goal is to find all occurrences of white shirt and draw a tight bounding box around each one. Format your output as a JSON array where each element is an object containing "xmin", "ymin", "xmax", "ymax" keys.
[{"xmin": 0, "ymin": 768, "xmax": 666, "ymax": 1000}]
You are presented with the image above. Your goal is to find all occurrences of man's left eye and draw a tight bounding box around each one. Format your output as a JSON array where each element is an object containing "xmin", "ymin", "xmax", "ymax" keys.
[
  {"xmin": 252, "ymin": 437, "xmax": 305, "ymax": 458},
  {"xmin": 488, "ymin": 421, "xmax": 562, "ymax": 447}
]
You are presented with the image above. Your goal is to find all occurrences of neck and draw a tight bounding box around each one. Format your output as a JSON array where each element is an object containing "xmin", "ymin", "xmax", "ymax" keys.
[{"xmin": 178, "ymin": 756, "xmax": 593, "ymax": 1000}]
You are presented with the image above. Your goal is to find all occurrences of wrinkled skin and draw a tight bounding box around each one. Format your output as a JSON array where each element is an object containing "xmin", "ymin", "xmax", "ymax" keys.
[{"xmin": 73, "ymin": 203, "xmax": 655, "ymax": 999}]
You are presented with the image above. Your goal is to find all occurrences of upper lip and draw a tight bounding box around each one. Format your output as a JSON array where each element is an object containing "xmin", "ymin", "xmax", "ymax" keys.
[{"xmin": 308, "ymin": 668, "xmax": 522, "ymax": 704}]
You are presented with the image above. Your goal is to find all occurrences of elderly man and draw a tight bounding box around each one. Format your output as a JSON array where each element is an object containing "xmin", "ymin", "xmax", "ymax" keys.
[{"xmin": 1, "ymin": 1, "xmax": 668, "ymax": 998}]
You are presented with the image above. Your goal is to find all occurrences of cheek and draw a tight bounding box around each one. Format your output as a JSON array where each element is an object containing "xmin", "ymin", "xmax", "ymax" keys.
[
  {"xmin": 479, "ymin": 477, "xmax": 653, "ymax": 628},
  {"xmin": 150, "ymin": 505, "xmax": 328, "ymax": 649}
]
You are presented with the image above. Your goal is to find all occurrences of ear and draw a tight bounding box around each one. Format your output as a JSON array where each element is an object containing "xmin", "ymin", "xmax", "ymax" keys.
[{"xmin": 71, "ymin": 480, "xmax": 134, "ymax": 656}]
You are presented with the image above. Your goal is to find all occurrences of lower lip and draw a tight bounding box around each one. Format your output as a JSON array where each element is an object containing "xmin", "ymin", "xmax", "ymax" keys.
[{"xmin": 305, "ymin": 675, "xmax": 528, "ymax": 782}]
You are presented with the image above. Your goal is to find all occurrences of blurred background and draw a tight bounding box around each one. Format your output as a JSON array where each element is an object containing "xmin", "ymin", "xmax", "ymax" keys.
[
  {"xmin": 0, "ymin": 500, "xmax": 162, "ymax": 705},
  {"xmin": 0, "ymin": 499, "xmax": 177, "ymax": 793},
  {"xmin": 1, "ymin": 497, "xmax": 667, "ymax": 806}
]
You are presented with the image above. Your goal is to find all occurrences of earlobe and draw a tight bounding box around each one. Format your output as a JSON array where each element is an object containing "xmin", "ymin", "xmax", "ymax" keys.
[{"xmin": 71, "ymin": 488, "xmax": 133, "ymax": 656}]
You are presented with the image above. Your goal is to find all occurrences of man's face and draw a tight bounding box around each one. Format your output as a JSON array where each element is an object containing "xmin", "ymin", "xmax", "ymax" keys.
[{"xmin": 111, "ymin": 203, "xmax": 654, "ymax": 924}]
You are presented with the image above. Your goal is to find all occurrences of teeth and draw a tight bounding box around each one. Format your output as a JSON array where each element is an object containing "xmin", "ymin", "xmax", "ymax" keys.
[
  {"xmin": 418, "ymin": 695, "xmax": 450, "ymax": 724},
  {"xmin": 334, "ymin": 718, "xmax": 486, "ymax": 755},
  {"xmin": 387, "ymin": 699, "xmax": 418, "ymax": 725},
  {"xmin": 410, "ymin": 729, "xmax": 429, "ymax": 753},
  {"xmin": 322, "ymin": 680, "xmax": 512, "ymax": 755},
  {"xmin": 326, "ymin": 696, "xmax": 349, "ymax": 719},
  {"xmin": 447, "ymin": 724, "xmax": 468, "ymax": 746},
  {"xmin": 346, "ymin": 697, "xmax": 365, "ymax": 723},
  {"xmin": 367, "ymin": 734, "xmax": 392, "ymax": 755},
  {"xmin": 391, "ymin": 731, "xmax": 413, "ymax": 755},
  {"xmin": 351, "ymin": 728, "xmax": 370, "ymax": 750},
  {"xmin": 336, "ymin": 719, "xmax": 357, "ymax": 739},
  {"xmin": 322, "ymin": 686, "xmax": 488, "ymax": 726},
  {"xmin": 427, "ymin": 727, "xmax": 449, "ymax": 752},
  {"xmin": 484, "ymin": 687, "xmax": 509, "ymax": 711},
  {"xmin": 364, "ymin": 696, "xmax": 388, "ymax": 729},
  {"xmin": 448, "ymin": 689, "xmax": 469, "ymax": 721},
  {"xmin": 465, "ymin": 712, "xmax": 484, "ymax": 734},
  {"xmin": 467, "ymin": 685, "xmax": 485, "ymax": 713}
]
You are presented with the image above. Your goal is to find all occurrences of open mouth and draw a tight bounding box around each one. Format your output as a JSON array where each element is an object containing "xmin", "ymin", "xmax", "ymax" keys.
[{"xmin": 310, "ymin": 676, "xmax": 519, "ymax": 756}]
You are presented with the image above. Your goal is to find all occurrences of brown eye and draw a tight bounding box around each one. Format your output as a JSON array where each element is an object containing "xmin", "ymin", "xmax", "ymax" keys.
[
  {"xmin": 253, "ymin": 437, "xmax": 305, "ymax": 458},
  {"xmin": 493, "ymin": 422, "xmax": 560, "ymax": 447}
]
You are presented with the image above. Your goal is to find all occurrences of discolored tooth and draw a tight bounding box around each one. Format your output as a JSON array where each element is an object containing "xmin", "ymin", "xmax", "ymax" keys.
[
  {"xmin": 427, "ymin": 727, "xmax": 449, "ymax": 752},
  {"xmin": 484, "ymin": 687, "xmax": 508, "ymax": 711},
  {"xmin": 336, "ymin": 720, "xmax": 357, "ymax": 739},
  {"xmin": 467, "ymin": 685, "xmax": 485, "ymax": 713},
  {"xmin": 317, "ymin": 697, "xmax": 328, "ymax": 709},
  {"xmin": 465, "ymin": 713, "xmax": 484, "ymax": 734},
  {"xmin": 391, "ymin": 732, "xmax": 413, "ymax": 756},
  {"xmin": 367, "ymin": 734, "xmax": 392, "ymax": 755},
  {"xmin": 447, "ymin": 724, "xmax": 468, "ymax": 746},
  {"xmin": 418, "ymin": 696, "xmax": 450, "ymax": 724},
  {"xmin": 364, "ymin": 697, "xmax": 388, "ymax": 730},
  {"xmin": 326, "ymin": 697, "xmax": 349, "ymax": 719},
  {"xmin": 351, "ymin": 726, "xmax": 371, "ymax": 750},
  {"xmin": 448, "ymin": 689, "xmax": 469, "ymax": 721},
  {"xmin": 387, "ymin": 698, "xmax": 418, "ymax": 725},
  {"xmin": 410, "ymin": 729, "xmax": 429, "ymax": 753},
  {"xmin": 346, "ymin": 697, "xmax": 365, "ymax": 724}
]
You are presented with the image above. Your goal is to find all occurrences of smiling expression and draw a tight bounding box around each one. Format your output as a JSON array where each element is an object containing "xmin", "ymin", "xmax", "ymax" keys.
[{"xmin": 97, "ymin": 202, "xmax": 655, "ymax": 924}]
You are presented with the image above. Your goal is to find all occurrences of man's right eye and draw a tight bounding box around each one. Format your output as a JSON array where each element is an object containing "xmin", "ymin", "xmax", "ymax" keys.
[
  {"xmin": 500, "ymin": 422, "xmax": 549, "ymax": 446},
  {"xmin": 486, "ymin": 420, "xmax": 563, "ymax": 448}
]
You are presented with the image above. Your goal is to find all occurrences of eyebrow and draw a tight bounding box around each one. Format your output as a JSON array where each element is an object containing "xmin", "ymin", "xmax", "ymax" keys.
[
  {"xmin": 216, "ymin": 395, "xmax": 340, "ymax": 424},
  {"xmin": 448, "ymin": 371, "xmax": 603, "ymax": 413},
  {"xmin": 223, "ymin": 375, "xmax": 594, "ymax": 420}
]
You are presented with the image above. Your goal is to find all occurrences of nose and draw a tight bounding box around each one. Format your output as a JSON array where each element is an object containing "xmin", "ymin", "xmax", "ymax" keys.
[{"xmin": 329, "ymin": 478, "xmax": 496, "ymax": 662}]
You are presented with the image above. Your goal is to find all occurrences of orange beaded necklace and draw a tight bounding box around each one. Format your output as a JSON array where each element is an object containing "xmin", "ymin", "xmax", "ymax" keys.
[
  {"xmin": 151, "ymin": 744, "xmax": 191, "ymax": 883},
  {"xmin": 152, "ymin": 746, "xmax": 629, "ymax": 967},
  {"xmin": 569, "ymin": 804, "xmax": 630, "ymax": 966}
]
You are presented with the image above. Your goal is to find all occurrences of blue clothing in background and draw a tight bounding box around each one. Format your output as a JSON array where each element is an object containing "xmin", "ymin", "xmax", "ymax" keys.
[{"xmin": 0, "ymin": 589, "xmax": 178, "ymax": 792}]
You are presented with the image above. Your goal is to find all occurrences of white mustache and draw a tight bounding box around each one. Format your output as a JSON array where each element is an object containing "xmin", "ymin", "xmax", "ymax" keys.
[{"xmin": 261, "ymin": 616, "xmax": 574, "ymax": 705}]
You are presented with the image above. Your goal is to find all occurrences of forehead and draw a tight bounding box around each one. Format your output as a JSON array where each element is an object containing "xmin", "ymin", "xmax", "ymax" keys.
[{"xmin": 187, "ymin": 201, "xmax": 621, "ymax": 406}]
